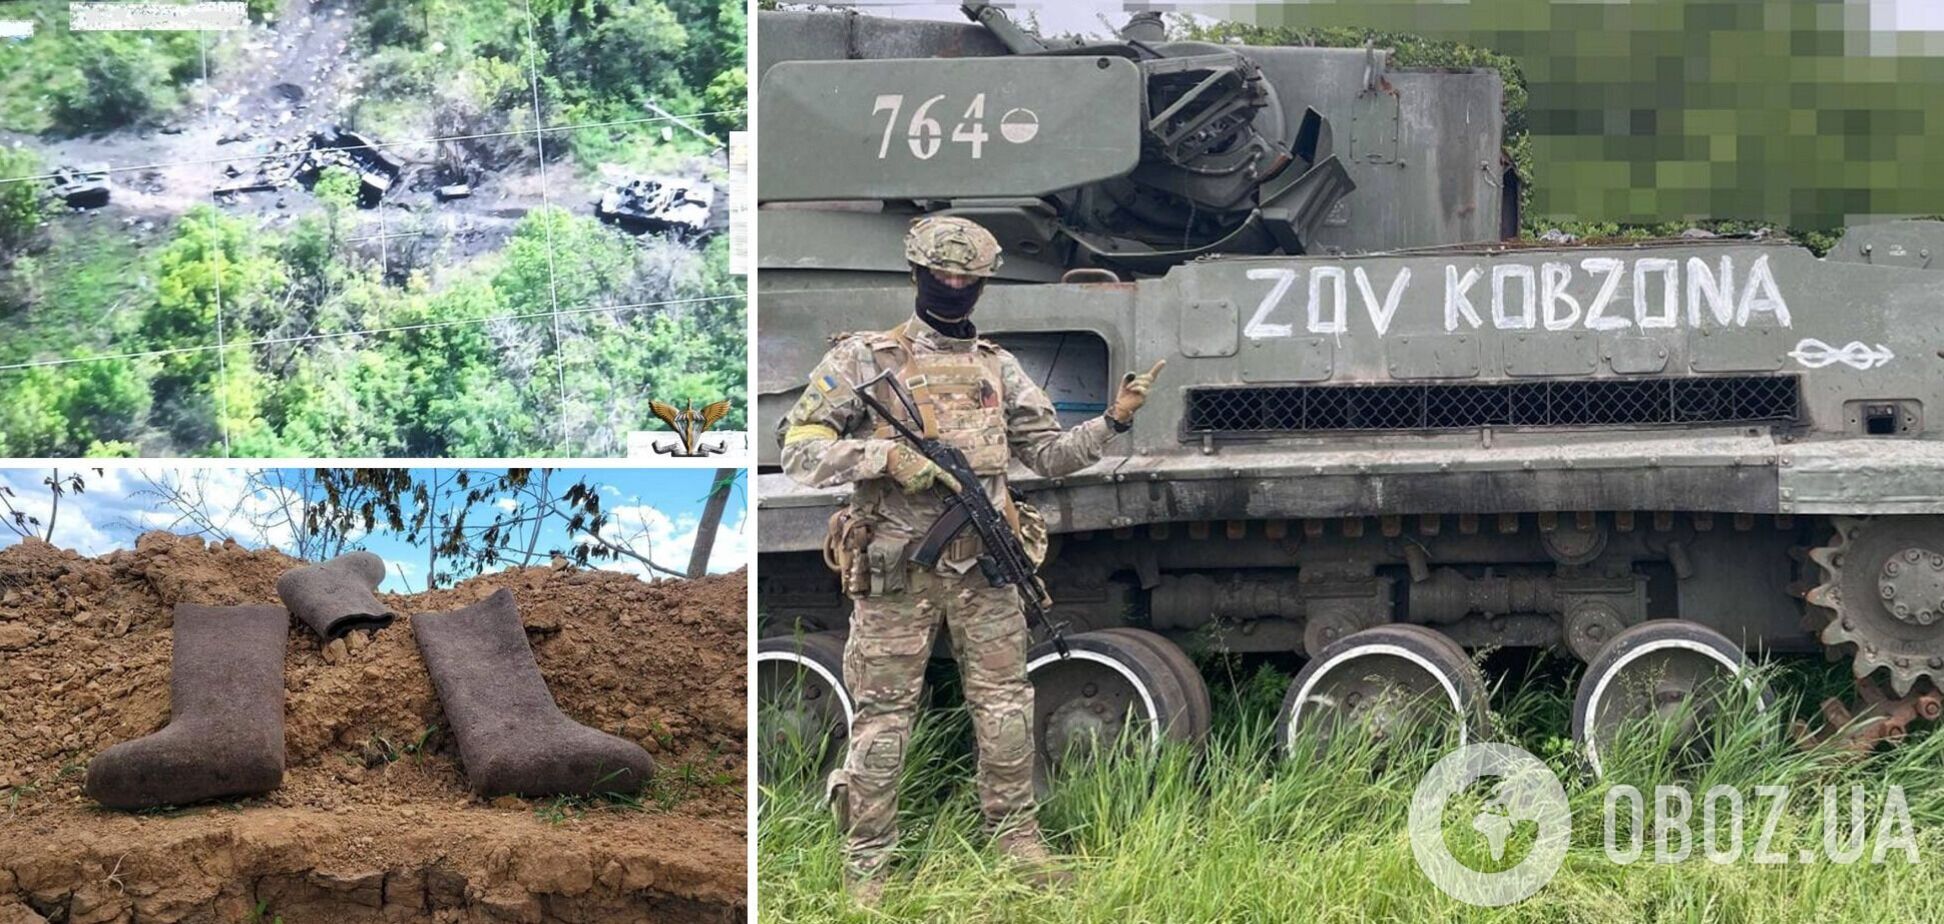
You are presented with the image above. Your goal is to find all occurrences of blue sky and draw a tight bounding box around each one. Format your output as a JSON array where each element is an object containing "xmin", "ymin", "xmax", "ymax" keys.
[{"xmin": 0, "ymin": 467, "xmax": 749, "ymax": 591}]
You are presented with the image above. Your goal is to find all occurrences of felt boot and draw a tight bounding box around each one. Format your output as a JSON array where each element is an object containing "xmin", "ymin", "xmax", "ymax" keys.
[
  {"xmin": 412, "ymin": 589, "xmax": 654, "ymax": 797},
  {"xmin": 276, "ymin": 550, "xmax": 394, "ymax": 643},
  {"xmin": 86, "ymin": 604, "xmax": 287, "ymax": 809}
]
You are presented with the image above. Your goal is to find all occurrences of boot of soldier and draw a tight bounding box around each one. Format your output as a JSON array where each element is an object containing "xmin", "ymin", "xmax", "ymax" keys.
[
  {"xmin": 843, "ymin": 867, "xmax": 886, "ymax": 908},
  {"xmin": 276, "ymin": 550, "xmax": 395, "ymax": 643},
  {"xmin": 85, "ymin": 604, "xmax": 287, "ymax": 810},
  {"xmin": 413, "ymin": 589, "xmax": 655, "ymax": 797},
  {"xmin": 994, "ymin": 821, "xmax": 1077, "ymax": 888},
  {"xmin": 829, "ymin": 771, "xmax": 888, "ymax": 906}
]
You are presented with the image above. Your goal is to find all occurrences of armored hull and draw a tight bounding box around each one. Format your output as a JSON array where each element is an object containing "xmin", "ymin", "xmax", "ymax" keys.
[{"xmin": 755, "ymin": 5, "xmax": 1944, "ymax": 779}]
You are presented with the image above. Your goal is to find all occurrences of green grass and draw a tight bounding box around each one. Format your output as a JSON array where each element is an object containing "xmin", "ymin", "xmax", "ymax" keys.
[
  {"xmin": 758, "ymin": 654, "xmax": 1944, "ymax": 922},
  {"xmin": 527, "ymin": 756, "xmax": 739, "ymax": 824},
  {"xmin": 1, "ymin": 221, "xmax": 148, "ymax": 364}
]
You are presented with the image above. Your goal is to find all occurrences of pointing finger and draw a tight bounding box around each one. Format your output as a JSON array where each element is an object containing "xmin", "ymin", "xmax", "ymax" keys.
[{"xmin": 1145, "ymin": 359, "xmax": 1168, "ymax": 379}]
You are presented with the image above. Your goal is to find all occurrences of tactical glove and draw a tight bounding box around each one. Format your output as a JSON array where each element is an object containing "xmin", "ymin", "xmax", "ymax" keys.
[
  {"xmin": 886, "ymin": 443, "xmax": 962, "ymax": 494},
  {"xmin": 1107, "ymin": 359, "xmax": 1167, "ymax": 426}
]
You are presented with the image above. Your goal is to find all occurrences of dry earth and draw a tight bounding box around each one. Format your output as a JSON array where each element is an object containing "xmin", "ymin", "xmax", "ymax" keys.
[{"xmin": 0, "ymin": 533, "xmax": 747, "ymax": 923}]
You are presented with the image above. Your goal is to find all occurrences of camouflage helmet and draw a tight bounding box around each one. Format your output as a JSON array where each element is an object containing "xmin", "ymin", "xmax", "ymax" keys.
[{"xmin": 904, "ymin": 215, "xmax": 1002, "ymax": 277}]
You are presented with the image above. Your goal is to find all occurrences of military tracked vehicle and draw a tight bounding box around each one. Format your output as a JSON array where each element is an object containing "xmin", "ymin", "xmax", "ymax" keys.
[
  {"xmin": 754, "ymin": 3, "xmax": 1944, "ymax": 782},
  {"xmin": 48, "ymin": 163, "xmax": 110, "ymax": 209},
  {"xmin": 595, "ymin": 174, "xmax": 719, "ymax": 239}
]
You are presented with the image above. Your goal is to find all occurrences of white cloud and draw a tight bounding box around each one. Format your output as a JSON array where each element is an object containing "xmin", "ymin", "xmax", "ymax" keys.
[
  {"xmin": 0, "ymin": 468, "xmax": 141, "ymax": 556},
  {"xmin": 576, "ymin": 498, "xmax": 750, "ymax": 578},
  {"xmin": 0, "ymin": 467, "xmax": 311, "ymax": 557},
  {"xmin": 1890, "ymin": 0, "xmax": 1944, "ymax": 30}
]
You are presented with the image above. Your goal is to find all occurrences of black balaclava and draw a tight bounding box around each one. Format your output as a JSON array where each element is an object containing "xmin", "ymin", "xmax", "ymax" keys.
[{"xmin": 913, "ymin": 264, "xmax": 984, "ymax": 338}]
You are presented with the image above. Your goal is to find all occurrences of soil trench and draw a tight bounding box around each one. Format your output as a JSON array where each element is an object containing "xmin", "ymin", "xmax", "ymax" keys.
[{"xmin": 0, "ymin": 533, "xmax": 747, "ymax": 923}]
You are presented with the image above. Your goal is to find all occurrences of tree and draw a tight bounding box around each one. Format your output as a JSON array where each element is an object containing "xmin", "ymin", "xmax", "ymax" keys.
[
  {"xmin": 141, "ymin": 207, "xmax": 286, "ymax": 447},
  {"xmin": 697, "ymin": 0, "xmax": 747, "ymax": 137},
  {"xmin": 134, "ymin": 468, "xmax": 706, "ymax": 586},
  {"xmin": 50, "ymin": 35, "xmax": 174, "ymax": 132},
  {"xmin": 129, "ymin": 468, "xmax": 330, "ymax": 556},
  {"xmin": 0, "ymin": 367, "xmax": 67, "ymax": 457},
  {"xmin": 305, "ymin": 469, "xmax": 690, "ymax": 587},
  {"xmin": 0, "ymin": 148, "xmax": 44, "ymax": 253},
  {"xmin": 0, "ymin": 357, "xmax": 148, "ymax": 457},
  {"xmin": 311, "ymin": 166, "xmax": 362, "ymax": 247},
  {"xmin": 56, "ymin": 353, "xmax": 149, "ymax": 450},
  {"xmin": 0, "ymin": 469, "xmax": 93, "ymax": 545},
  {"xmin": 686, "ymin": 468, "xmax": 739, "ymax": 578}
]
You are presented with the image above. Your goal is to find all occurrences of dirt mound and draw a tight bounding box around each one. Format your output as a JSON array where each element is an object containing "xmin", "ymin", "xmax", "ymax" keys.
[{"xmin": 0, "ymin": 533, "xmax": 747, "ymax": 923}]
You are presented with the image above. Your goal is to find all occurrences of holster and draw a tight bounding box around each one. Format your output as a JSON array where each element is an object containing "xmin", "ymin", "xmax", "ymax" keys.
[{"xmin": 824, "ymin": 507, "xmax": 887, "ymax": 598}]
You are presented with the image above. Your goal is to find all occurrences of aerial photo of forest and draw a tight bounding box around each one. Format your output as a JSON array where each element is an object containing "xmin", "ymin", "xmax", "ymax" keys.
[{"xmin": 0, "ymin": 0, "xmax": 747, "ymax": 457}]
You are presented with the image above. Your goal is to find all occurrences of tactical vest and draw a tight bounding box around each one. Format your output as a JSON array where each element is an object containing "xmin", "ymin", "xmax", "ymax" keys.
[
  {"xmin": 821, "ymin": 324, "xmax": 1050, "ymax": 592},
  {"xmin": 860, "ymin": 324, "xmax": 1011, "ymax": 476}
]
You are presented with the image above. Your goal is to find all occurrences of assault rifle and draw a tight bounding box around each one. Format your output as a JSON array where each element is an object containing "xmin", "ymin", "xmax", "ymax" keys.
[{"xmin": 854, "ymin": 368, "xmax": 1069, "ymax": 659}]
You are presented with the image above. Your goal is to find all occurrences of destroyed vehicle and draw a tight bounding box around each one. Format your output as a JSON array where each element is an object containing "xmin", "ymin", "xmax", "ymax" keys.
[
  {"xmin": 294, "ymin": 127, "xmax": 405, "ymax": 207},
  {"xmin": 49, "ymin": 164, "xmax": 110, "ymax": 209},
  {"xmin": 595, "ymin": 176, "xmax": 717, "ymax": 238}
]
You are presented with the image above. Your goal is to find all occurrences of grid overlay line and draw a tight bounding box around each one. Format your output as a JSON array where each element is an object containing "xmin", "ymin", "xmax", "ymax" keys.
[
  {"xmin": 520, "ymin": 0, "xmax": 573, "ymax": 455},
  {"xmin": 201, "ymin": 27, "xmax": 232, "ymax": 457}
]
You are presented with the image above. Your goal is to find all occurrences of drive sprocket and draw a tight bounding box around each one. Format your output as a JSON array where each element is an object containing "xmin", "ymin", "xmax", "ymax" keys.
[{"xmin": 1805, "ymin": 516, "xmax": 1944, "ymax": 696}]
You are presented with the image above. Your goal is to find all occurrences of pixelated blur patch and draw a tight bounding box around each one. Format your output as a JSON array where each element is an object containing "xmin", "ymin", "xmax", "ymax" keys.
[
  {"xmin": 69, "ymin": 2, "xmax": 248, "ymax": 32},
  {"xmin": 1201, "ymin": 0, "xmax": 1944, "ymax": 228}
]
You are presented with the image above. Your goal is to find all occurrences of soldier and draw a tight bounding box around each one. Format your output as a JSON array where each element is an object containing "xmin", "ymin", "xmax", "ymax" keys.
[{"xmin": 777, "ymin": 215, "xmax": 1164, "ymax": 904}]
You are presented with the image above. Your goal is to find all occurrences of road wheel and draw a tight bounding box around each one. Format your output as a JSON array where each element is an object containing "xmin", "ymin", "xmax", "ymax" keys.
[
  {"xmin": 1571, "ymin": 620, "xmax": 1770, "ymax": 777},
  {"xmin": 756, "ymin": 631, "xmax": 853, "ymax": 787},
  {"xmin": 1277, "ymin": 623, "xmax": 1488, "ymax": 756},
  {"xmin": 1027, "ymin": 629, "xmax": 1203, "ymax": 793}
]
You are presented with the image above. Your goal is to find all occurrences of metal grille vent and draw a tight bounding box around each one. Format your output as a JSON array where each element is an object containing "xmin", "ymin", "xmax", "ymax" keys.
[{"xmin": 1184, "ymin": 375, "xmax": 1799, "ymax": 434}]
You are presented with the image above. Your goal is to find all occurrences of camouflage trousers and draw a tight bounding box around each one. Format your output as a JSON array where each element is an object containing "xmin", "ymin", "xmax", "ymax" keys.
[{"xmin": 836, "ymin": 565, "xmax": 1038, "ymax": 875}]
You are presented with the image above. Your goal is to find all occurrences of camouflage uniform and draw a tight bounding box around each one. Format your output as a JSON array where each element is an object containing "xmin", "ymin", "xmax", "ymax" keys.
[{"xmin": 778, "ymin": 223, "xmax": 1120, "ymax": 878}]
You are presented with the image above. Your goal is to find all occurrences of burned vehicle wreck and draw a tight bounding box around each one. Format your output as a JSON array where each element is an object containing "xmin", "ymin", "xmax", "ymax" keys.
[
  {"xmin": 595, "ymin": 175, "xmax": 719, "ymax": 238},
  {"xmin": 48, "ymin": 164, "xmax": 111, "ymax": 209},
  {"xmin": 216, "ymin": 126, "xmax": 403, "ymax": 207}
]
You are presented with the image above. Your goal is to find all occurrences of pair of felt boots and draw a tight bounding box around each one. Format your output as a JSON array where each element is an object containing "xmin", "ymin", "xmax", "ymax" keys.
[{"xmin": 84, "ymin": 552, "xmax": 654, "ymax": 810}]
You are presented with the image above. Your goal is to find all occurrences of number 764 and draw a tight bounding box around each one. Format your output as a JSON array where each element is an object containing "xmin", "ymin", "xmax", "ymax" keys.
[{"xmin": 873, "ymin": 93, "xmax": 989, "ymax": 160}]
